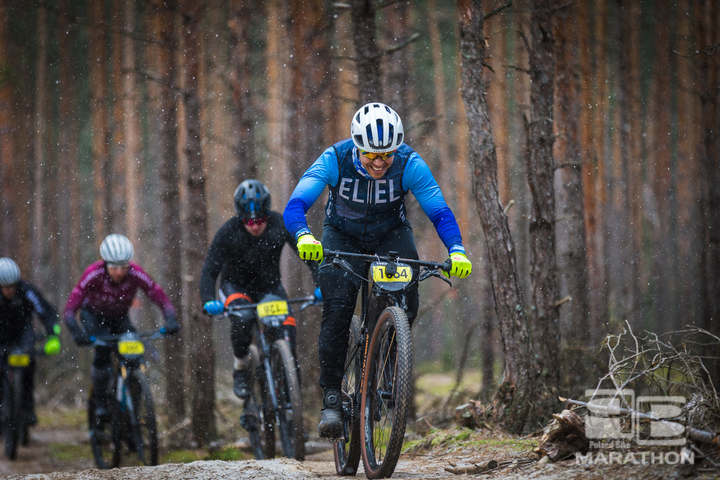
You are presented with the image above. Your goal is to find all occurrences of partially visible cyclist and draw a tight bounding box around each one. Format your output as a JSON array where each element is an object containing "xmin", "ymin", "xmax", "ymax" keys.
[
  {"xmin": 283, "ymin": 102, "xmax": 472, "ymax": 438},
  {"xmin": 0, "ymin": 257, "xmax": 61, "ymax": 426},
  {"xmin": 63, "ymin": 234, "xmax": 179, "ymax": 423},
  {"xmin": 200, "ymin": 179, "xmax": 321, "ymax": 400}
]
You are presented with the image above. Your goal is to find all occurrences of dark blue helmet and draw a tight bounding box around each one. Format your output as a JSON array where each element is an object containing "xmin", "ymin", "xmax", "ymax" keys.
[{"xmin": 234, "ymin": 179, "xmax": 271, "ymax": 219}]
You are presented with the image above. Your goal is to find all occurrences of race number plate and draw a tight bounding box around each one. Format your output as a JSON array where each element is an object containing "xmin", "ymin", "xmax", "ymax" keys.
[
  {"xmin": 257, "ymin": 300, "xmax": 289, "ymax": 318},
  {"xmin": 118, "ymin": 340, "xmax": 145, "ymax": 355},
  {"xmin": 8, "ymin": 354, "xmax": 30, "ymax": 367},
  {"xmin": 371, "ymin": 264, "xmax": 412, "ymax": 283}
]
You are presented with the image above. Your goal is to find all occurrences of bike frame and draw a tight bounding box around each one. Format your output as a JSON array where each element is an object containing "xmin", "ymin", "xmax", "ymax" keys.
[{"xmin": 226, "ymin": 295, "xmax": 315, "ymax": 421}]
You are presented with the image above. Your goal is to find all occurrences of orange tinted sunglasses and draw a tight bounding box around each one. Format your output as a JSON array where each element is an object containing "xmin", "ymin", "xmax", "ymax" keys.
[{"xmin": 360, "ymin": 149, "xmax": 396, "ymax": 161}]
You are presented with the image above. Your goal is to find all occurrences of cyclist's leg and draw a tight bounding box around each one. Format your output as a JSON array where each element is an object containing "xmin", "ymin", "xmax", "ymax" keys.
[
  {"xmin": 375, "ymin": 222, "xmax": 420, "ymax": 326},
  {"xmin": 19, "ymin": 329, "xmax": 37, "ymax": 425},
  {"xmin": 317, "ymin": 227, "xmax": 365, "ymax": 437},
  {"xmin": 81, "ymin": 310, "xmax": 114, "ymax": 422},
  {"xmin": 221, "ymin": 283, "xmax": 255, "ymax": 398}
]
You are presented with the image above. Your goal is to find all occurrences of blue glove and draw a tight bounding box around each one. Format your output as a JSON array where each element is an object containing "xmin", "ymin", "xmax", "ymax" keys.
[
  {"xmin": 314, "ymin": 287, "xmax": 322, "ymax": 303},
  {"xmin": 203, "ymin": 300, "xmax": 224, "ymax": 316}
]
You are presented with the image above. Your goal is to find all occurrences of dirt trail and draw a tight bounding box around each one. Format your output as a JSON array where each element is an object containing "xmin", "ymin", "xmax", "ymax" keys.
[{"xmin": 1, "ymin": 424, "xmax": 717, "ymax": 479}]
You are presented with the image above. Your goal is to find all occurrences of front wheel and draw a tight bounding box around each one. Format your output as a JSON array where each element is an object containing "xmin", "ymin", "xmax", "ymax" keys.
[
  {"xmin": 244, "ymin": 344, "xmax": 274, "ymax": 459},
  {"xmin": 270, "ymin": 339, "xmax": 304, "ymax": 460},
  {"xmin": 360, "ymin": 306, "xmax": 412, "ymax": 479},
  {"xmin": 89, "ymin": 385, "xmax": 121, "ymax": 469},
  {"xmin": 3, "ymin": 371, "xmax": 23, "ymax": 460},
  {"xmin": 334, "ymin": 315, "xmax": 363, "ymax": 475},
  {"xmin": 127, "ymin": 370, "xmax": 159, "ymax": 466}
]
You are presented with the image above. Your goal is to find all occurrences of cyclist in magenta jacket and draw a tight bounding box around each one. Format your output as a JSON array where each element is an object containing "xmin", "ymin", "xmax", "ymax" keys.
[{"xmin": 64, "ymin": 234, "xmax": 178, "ymax": 421}]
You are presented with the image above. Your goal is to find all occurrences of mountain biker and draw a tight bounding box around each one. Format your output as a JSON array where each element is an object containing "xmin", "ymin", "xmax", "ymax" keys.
[
  {"xmin": 200, "ymin": 179, "xmax": 321, "ymax": 400},
  {"xmin": 283, "ymin": 102, "xmax": 472, "ymax": 438},
  {"xmin": 0, "ymin": 257, "xmax": 61, "ymax": 426},
  {"xmin": 63, "ymin": 234, "xmax": 179, "ymax": 422}
]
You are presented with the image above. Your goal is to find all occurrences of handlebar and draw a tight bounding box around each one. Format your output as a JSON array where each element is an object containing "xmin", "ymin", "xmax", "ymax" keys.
[
  {"xmin": 223, "ymin": 295, "xmax": 320, "ymax": 315},
  {"xmin": 323, "ymin": 249, "xmax": 452, "ymax": 272},
  {"xmin": 322, "ymin": 249, "xmax": 453, "ymax": 287},
  {"xmin": 89, "ymin": 330, "xmax": 165, "ymax": 347}
]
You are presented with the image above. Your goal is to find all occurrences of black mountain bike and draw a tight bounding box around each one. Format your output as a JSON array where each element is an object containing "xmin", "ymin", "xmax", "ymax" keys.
[
  {"xmin": 88, "ymin": 330, "xmax": 163, "ymax": 469},
  {"xmin": 0, "ymin": 344, "xmax": 37, "ymax": 459},
  {"xmin": 222, "ymin": 293, "xmax": 319, "ymax": 461},
  {"xmin": 326, "ymin": 250, "xmax": 451, "ymax": 479}
]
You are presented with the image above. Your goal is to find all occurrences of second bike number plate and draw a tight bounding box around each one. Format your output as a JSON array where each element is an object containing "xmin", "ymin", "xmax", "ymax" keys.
[
  {"xmin": 118, "ymin": 340, "xmax": 145, "ymax": 355},
  {"xmin": 8, "ymin": 353, "xmax": 30, "ymax": 367},
  {"xmin": 257, "ymin": 300, "xmax": 289, "ymax": 318},
  {"xmin": 371, "ymin": 262, "xmax": 413, "ymax": 289}
]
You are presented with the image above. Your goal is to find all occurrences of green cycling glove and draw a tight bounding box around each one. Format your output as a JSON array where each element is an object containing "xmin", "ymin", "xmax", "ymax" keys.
[
  {"xmin": 44, "ymin": 335, "xmax": 61, "ymax": 356},
  {"xmin": 297, "ymin": 234, "xmax": 323, "ymax": 262},
  {"xmin": 445, "ymin": 252, "xmax": 472, "ymax": 279}
]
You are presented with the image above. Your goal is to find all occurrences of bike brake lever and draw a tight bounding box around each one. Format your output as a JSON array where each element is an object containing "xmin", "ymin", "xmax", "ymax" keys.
[{"xmin": 431, "ymin": 269, "xmax": 453, "ymax": 287}]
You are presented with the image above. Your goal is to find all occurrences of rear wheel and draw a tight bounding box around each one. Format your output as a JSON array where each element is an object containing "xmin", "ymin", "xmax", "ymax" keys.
[
  {"xmin": 334, "ymin": 315, "xmax": 363, "ymax": 475},
  {"xmin": 244, "ymin": 344, "xmax": 273, "ymax": 459},
  {"xmin": 271, "ymin": 339, "xmax": 304, "ymax": 460},
  {"xmin": 360, "ymin": 306, "xmax": 412, "ymax": 479},
  {"xmin": 89, "ymin": 385, "xmax": 121, "ymax": 469},
  {"xmin": 127, "ymin": 370, "xmax": 158, "ymax": 466}
]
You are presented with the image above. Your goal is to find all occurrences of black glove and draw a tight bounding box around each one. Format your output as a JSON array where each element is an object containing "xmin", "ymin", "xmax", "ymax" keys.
[
  {"xmin": 73, "ymin": 334, "xmax": 92, "ymax": 346},
  {"xmin": 162, "ymin": 313, "xmax": 180, "ymax": 336}
]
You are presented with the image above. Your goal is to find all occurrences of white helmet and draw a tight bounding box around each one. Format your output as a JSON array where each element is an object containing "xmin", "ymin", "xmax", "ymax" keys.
[
  {"xmin": 100, "ymin": 234, "xmax": 134, "ymax": 266},
  {"xmin": 0, "ymin": 257, "xmax": 21, "ymax": 286},
  {"xmin": 351, "ymin": 102, "xmax": 404, "ymax": 153}
]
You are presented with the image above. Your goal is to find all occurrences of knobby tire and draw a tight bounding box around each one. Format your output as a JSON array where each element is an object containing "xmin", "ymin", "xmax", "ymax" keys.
[
  {"xmin": 3, "ymin": 371, "xmax": 23, "ymax": 460},
  {"xmin": 271, "ymin": 339, "xmax": 305, "ymax": 460},
  {"xmin": 89, "ymin": 386, "xmax": 121, "ymax": 469},
  {"xmin": 360, "ymin": 306, "xmax": 412, "ymax": 479},
  {"xmin": 246, "ymin": 344, "xmax": 273, "ymax": 459},
  {"xmin": 128, "ymin": 371, "xmax": 159, "ymax": 466},
  {"xmin": 334, "ymin": 315, "xmax": 363, "ymax": 475}
]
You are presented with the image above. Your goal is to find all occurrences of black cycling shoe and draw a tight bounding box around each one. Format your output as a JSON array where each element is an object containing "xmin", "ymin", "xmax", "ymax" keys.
[
  {"xmin": 318, "ymin": 388, "xmax": 343, "ymax": 439},
  {"xmin": 233, "ymin": 369, "xmax": 252, "ymax": 398}
]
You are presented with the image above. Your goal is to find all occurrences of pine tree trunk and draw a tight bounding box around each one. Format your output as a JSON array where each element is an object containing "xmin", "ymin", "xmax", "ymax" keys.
[
  {"xmin": 89, "ymin": 0, "xmax": 110, "ymax": 244},
  {"xmin": 351, "ymin": 0, "xmax": 382, "ymax": 104},
  {"xmin": 32, "ymin": 2, "xmax": 48, "ymax": 282},
  {"xmin": 148, "ymin": 0, "xmax": 185, "ymax": 423},
  {"xmin": 123, "ymin": 0, "xmax": 141, "ymax": 242},
  {"xmin": 229, "ymin": 0, "xmax": 258, "ymax": 182},
  {"xmin": 552, "ymin": 3, "xmax": 592, "ymax": 388},
  {"xmin": 457, "ymin": 0, "xmax": 536, "ymax": 435},
  {"xmin": 525, "ymin": 0, "xmax": 559, "ymax": 396},
  {"xmin": 182, "ymin": 0, "xmax": 216, "ymax": 445}
]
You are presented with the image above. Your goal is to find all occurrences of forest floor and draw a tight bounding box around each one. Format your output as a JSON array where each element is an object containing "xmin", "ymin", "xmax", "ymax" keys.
[{"xmin": 1, "ymin": 403, "xmax": 718, "ymax": 479}]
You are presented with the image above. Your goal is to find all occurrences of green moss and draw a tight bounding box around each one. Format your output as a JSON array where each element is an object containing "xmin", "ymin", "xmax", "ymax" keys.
[
  {"xmin": 38, "ymin": 408, "xmax": 87, "ymax": 430},
  {"xmin": 162, "ymin": 449, "xmax": 206, "ymax": 464},
  {"xmin": 205, "ymin": 445, "xmax": 251, "ymax": 461},
  {"xmin": 49, "ymin": 443, "xmax": 93, "ymax": 461}
]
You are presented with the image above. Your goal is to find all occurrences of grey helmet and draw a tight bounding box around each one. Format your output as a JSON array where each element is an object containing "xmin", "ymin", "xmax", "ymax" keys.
[
  {"xmin": 351, "ymin": 102, "xmax": 404, "ymax": 153},
  {"xmin": 100, "ymin": 234, "xmax": 134, "ymax": 266},
  {"xmin": 0, "ymin": 257, "xmax": 20, "ymax": 286},
  {"xmin": 234, "ymin": 180, "xmax": 271, "ymax": 219}
]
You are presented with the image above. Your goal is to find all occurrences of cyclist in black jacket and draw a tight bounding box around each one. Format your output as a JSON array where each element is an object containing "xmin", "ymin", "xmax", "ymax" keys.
[
  {"xmin": 0, "ymin": 257, "xmax": 61, "ymax": 426},
  {"xmin": 200, "ymin": 179, "xmax": 321, "ymax": 399}
]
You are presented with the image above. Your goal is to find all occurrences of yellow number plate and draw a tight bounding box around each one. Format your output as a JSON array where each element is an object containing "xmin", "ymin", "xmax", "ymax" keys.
[
  {"xmin": 8, "ymin": 354, "xmax": 30, "ymax": 367},
  {"xmin": 118, "ymin": 340, "xmax": 145, "ymax": 355},
  {"xmin": 257, "ymin": 300, "xmax": 289, "ymax": 318},
  {"xmin": 371, "ymin": 265, "xmax": 412, "ymax": 282}
]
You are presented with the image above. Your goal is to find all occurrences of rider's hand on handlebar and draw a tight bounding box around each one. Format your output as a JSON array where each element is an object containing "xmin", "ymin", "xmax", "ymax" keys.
[
  {"xmin": 313, "ymin": 287, "xmax": 323, "ymax": 303},
  {"xmin": 203, "ymin": 300, "xmax": 224, "ymax": 316},
  {"xmin": 297, "ymin": 234, "xmax": 323, "ymax": 262},
  {"xmin": 44, "ymin": 335, "xmax": 61, "ymax": 355},
  {"xmin": 444, "ymin": 252, "xmax": 472, "ymax": 279},
  {"xmin": 73, "ymin": 333, "xmax": 92, "ymax": 346}
]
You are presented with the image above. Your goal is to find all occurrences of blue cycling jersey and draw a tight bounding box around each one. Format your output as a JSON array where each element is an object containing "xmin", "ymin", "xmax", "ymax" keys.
[{"xmin": 284, "ymin": 139, "xmax": 465, "ymax": 254}]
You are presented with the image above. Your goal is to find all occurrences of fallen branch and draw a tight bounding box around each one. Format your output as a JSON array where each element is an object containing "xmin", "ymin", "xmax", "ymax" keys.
[
  {"xmin": 444, "ymin": 459, "xmax": 498, "ymax": 474},
  {"xmin": 560, "ymin": 396, "xmax": 720, "ymax": 447}
]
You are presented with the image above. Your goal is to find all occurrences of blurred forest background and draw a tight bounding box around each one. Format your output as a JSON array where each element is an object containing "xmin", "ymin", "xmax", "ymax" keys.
[{"xmin": 0, "ymin": 0, "xmax": 718, "ymax": 443}]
